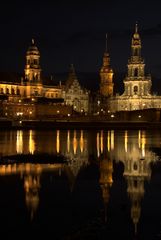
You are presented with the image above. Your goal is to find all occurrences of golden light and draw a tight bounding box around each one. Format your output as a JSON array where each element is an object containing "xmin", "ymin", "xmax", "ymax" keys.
[
  {"xmin": 80, "ymin": 130, "xmax": 84, "ymax": 153},
  {"xmin": 17, "ymin": 112, "xmax": 23, "ymax": 116},
  {"xmin": 138, "ymin": 130, "xmax": 141, "ymax": 148},
  {"xmin": 29, "ymin": 130, "xmax": 35, "ymax": 154},
  {"xmin": 141, "ymin": 131, "xmax": 146, "ymax": 158},
  {"xmin": 16, "ymin": 130, "xmax": 23, "ymax": 154},
  {"xmin": 56, "ymin": 130, "xmax": 60, "ymax": 154},
  {"xmin": 100, "ymin": 130, "xmax": 103, "ymax": 154},
  {"xmin": 73, "ymin": 130, "xmax": 77, "ymax": 155},
  {"xmin": 107, "ymin": 131, "xmax": 110, "ymax": 152},
  {"xmin": 97, "ymin": 132, "xmax": 100, "ymax": 158},
  {"xmin": 111, "ymin": 130, "xmax": 114, "ymax": 150},
  {"xmin": 124, "ymin": 130, "xmax": 128, "ymax": 153},
  {"xmin": 67, "ymin": 130, "xmax": 70, "ymax": 153}
]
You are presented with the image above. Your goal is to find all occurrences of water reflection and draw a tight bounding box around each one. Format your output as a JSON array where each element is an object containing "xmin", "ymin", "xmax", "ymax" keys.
[
  {"xmin": 99, "ymin": 155, "xmax": 113, "ymax": 223},
  {"xmin": 0, "ymin": 129, "xmax": 160, "ymax": 238}
]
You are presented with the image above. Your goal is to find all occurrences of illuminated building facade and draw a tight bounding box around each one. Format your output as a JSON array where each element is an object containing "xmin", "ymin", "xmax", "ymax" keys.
[
  {"xmin": 62, "ymin": 64, "xmax": 89, "ymax": 113},
  {"xmin": 0, "ymin": 40, "xmax": 89, "ymax": 118},
  {"xmin": 109, "ymin": 24, "xmax": 161, "ymax": 112},
  {"xmin": 100, "ymin": 35, "xmax": 114, "ymax": 97}
]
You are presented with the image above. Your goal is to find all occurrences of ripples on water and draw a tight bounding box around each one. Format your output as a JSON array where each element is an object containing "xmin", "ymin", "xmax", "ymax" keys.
[{"xmin": 0, "ymin": 129, "xmax": 161, "ymax": 239}]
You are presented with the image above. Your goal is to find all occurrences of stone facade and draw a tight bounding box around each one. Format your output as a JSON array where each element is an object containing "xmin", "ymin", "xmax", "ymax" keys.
[
  {"xmin": 62, "ymin": 64, "xmax": 89, "ymax": 113},
  {"xmin": 109, "ymin": 24, "xmax": 161, "ymax": 112},
  {"xmin": 0, "ymin": 40, "xmax": 89, "ymax": 117}
]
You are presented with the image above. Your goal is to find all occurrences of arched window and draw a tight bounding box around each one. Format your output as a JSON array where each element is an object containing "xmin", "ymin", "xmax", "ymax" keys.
[
  {"xmin": 134, "ymin": 180, "xmax": 137, "ymax": 188},
  {"xmin": 134, "ymin": 68, "xmax": 138, "ymax": 77},
  {"xmin": 133, "ymin": 162, "xmax": 137, "ymax": 171},
  {"xmin": 134, "ymin": 86, "xmax": 138, "ymax": 95},
  {"xmin": 17, "ymin": 89, "xmax": 20, "ymax": 95},
  {"xmin": 1, "ymin": 88, "xmax": 3, "ymax": 94},
  {"xmin": 6, "ymin": 88, "xmax": 9, "ymax": 94},
  {"xmin": 11, "ymin": 88, "xmax": 15, "ymax": 95}
]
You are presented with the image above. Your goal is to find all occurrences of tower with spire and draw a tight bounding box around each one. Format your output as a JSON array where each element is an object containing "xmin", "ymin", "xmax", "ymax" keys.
[
  {"xmin": 109, "ymin": 23, "xmax": 156, "ymax": 112},
  {"xmin": 24, "ymin": 39, "xmax": 42, "ymax": 84},
  {"xmin": 100, "ymin": 34, "xmax": 114, "ymax": 97},
  {"xmin": 123, "ymin": 23, "xmax": 152, "ymax": 97}
]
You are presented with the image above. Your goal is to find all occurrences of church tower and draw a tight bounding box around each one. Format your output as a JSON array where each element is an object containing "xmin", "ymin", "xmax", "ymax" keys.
[
  {"xmin": 123, "ymin": 23, "xmax": 152, "ymax": 97},
  {"xmin": 100, "ymin": 35, "xmax": 114, "ymax": 97},
  {"xmin": 24, "ymin": 39, "xmax": 42, "ymax": 84}
]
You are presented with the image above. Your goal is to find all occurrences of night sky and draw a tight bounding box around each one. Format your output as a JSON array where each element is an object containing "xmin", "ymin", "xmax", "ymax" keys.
[{"xmin": 1, "ymin": 0, "xmax": 161, "ymax": 92}]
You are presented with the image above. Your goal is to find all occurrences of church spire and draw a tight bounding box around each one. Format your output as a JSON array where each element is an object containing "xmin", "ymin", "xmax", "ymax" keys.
[
  {"xmin": 99, "ymin": 34, "xmax": 114, "ymax": 97},
  {"xmin": 131, "ymin": 22, "xmax": 141, "ymax": 59},
  {"xmin": 135, "ymin": 22, "xmax": 138, "ymax": 33},
  {"xmin": 105, "ymin": 33, "xmax": 108, "ymax": 53}
]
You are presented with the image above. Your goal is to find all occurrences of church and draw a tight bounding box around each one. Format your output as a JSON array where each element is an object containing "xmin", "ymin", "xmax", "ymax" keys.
[
  {"xmin": 100, "ymin": 24, "xmax": 161, "ymax": 112},
  {"xmin": 0, "ymin": 39, "xmax": 89, "ymax": 119},
  {"xmin": 1, "ymin": 23, "xmax": 161, "ymax": 120}
]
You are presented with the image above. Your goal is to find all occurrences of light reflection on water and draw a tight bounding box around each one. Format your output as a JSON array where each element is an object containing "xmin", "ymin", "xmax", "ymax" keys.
[{"xmin": 0, "ymin": 129, "xmax": 161, "ymax": 239}]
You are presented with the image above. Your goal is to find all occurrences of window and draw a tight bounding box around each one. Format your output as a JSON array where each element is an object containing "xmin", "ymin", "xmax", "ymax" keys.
[
  {"xmin": 134, "ymin": 86, "xmax": 138, "ymax": 95},
  {"xmin": 11, "ymin": 89, "xmax": 15, "ymax": 95},
  {"xmin": 134, "ymin": 68, "xmax": 138, "ymax": 77},
  {"xmin": 17, "ymin": 89, "xmax": 20, "ymax": 95},
  {"xmin": 133, "ymin": 162, "xmax": 137, "ymax": 171}
]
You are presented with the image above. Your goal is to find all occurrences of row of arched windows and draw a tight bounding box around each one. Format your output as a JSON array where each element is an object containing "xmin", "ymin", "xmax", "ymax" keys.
[{"xmin": 1, "ymin": 88, "xmax": 20, "ymax": 95}]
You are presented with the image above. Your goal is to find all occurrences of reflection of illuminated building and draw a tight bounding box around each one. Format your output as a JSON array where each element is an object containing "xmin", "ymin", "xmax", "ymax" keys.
[
  {"xmin": 16, "ymin": 130, "xmax": 23, "ymax": 154},
  {"xmin": 24, "ymin": 175, "xmax": 40, "ymax": 220},
  {"xmin": 65, "ymin": 130, "xmax": 88, "ymax": 177},
  {"xmin": 98, "ymin": 130, "xmax": 113, "ymax": 222},
  {"xmin": 0, "ymin": 163, "xmax": 65, "ymax": 220},
  {"xmin": 97, "ymin": 130, "xmax": 114, "ymax": 158},
  {"xmin": 0, "ymin": 130, "xmax": 89, "ymax": 181},
  {"xmin": 113, "ymin": 130, "xmax": 158, "ymax": 235},
  {"xmin": 29, "ymin": 130, "xmax": 35, "ymax": 154},
  {"xmin": 56, "ymin": 130, "xmax": 60, "ymax": 154},
  {"xmin": 99, "ymin": 156, "xmax": 113, "ymax": 222}
]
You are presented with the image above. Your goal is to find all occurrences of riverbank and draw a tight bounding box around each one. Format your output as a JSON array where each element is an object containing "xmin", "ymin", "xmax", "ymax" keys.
[{"xmin": 1, "ymin": 119, "xmax": 161, "ymax": 130}]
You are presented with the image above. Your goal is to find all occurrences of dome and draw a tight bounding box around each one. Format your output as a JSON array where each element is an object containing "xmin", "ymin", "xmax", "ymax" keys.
[{"xmin": 27, "ymin": 39, "xmax": 39, "ymax": 55}]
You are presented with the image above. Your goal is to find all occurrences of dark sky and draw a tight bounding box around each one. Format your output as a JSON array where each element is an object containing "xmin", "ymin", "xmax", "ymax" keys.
[{"xmin": 1, "ymin": 0, "xmax": 161, "ymax": 90}]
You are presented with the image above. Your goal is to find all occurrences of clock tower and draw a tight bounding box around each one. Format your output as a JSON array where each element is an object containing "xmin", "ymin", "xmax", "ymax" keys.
[{"xmin": 100, "ymin": 35, "xmax": 114, "ymax": 97}]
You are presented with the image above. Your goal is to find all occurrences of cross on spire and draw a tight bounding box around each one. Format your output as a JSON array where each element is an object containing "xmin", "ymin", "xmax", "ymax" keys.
[{"xmin": 135, "ymin": 22, "xmax": 138, "ymax": 33}]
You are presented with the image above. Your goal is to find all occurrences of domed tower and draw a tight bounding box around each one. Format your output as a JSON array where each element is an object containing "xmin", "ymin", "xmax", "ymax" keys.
[
  {"xmin": 100, "ymin": 34, "xmax": 114, "ymax": 97},
  {"xmin": 24, "ymin": 39, "xmax": 42, "ymax": 84}
]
